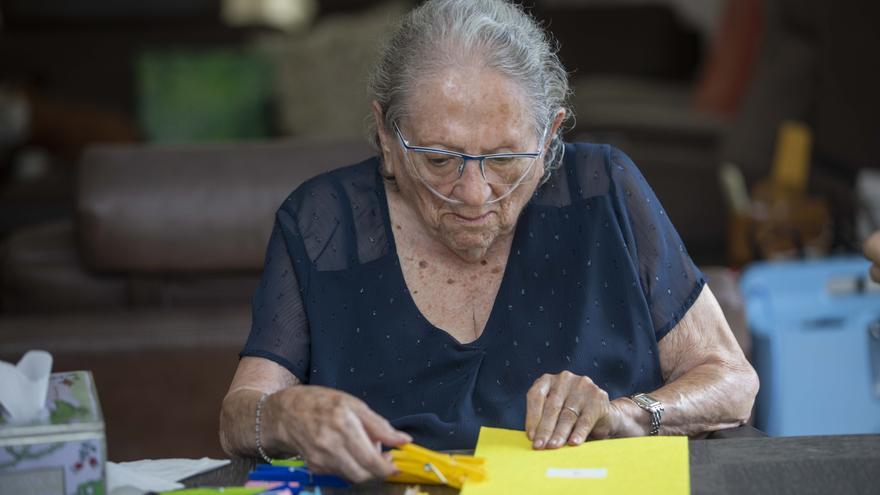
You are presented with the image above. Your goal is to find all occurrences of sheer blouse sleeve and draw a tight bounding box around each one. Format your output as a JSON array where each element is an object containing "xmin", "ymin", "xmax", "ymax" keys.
[
  {"xmin": 608, "ymin": 147, "xmax": 706, "ymax": 341},
  {"xmin": 240, "ymin": 211, "xmax": 310, "ymax": 382}
]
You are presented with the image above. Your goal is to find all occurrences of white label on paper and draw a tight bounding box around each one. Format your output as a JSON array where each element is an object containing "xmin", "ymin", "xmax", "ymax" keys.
[{"xmin": 546, "ymin": 468, "xmax": 608, "ymax": 479}]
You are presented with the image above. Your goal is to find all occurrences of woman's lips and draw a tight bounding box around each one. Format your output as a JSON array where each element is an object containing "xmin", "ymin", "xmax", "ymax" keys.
[{"xmin": 450, "ymin": 211, "xmax": 494, "ymax": 225}]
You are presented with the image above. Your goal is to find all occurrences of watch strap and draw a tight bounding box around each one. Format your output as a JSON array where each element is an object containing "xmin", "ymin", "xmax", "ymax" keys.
[{"xmin": 627, "ymin": 393, "xmax": 664, "ymax": 436}]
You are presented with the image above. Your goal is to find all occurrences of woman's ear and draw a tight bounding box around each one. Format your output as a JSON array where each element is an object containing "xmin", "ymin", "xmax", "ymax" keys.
[
  {"xmin": 372, "ymin": 101, "xmax": 397, "ymax": 181},
  {"xmin": 371, "ymin": 101, "xmax": 392, "ymax": 155},
  {"xmin": 546, "ymin": 108, "xmax": 567, "ymax": 148}
]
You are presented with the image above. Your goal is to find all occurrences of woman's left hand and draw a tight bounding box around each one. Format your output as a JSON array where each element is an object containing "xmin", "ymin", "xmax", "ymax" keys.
[{"xmin": 525, "ymin": 371, "xmax": 621, "ymax": 449}]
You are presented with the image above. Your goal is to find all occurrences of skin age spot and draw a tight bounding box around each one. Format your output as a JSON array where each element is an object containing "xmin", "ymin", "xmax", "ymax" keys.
[
  {"xmin": 491, "ymin": 266, "xmax": 502, "ymax": 274},
  {"xmin": 395, "ymin": 224, "xmax": 402, "ymax": 230},
  {"xmin": 419, "ymin": 260, "xmax": 428, "ymax": 269},
  {"xmin": 480, "ymin": 260, "xmax": 488, "ymax": 265},
  {"xmin": 447, "ymin": 278, "xmax": 456, "ymax": 284}
]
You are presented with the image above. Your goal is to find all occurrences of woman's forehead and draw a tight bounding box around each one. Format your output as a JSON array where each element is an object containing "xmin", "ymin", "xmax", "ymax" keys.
[{"xmin": 403, "ymin": 67, "xmax": 535, "ymax": 148}]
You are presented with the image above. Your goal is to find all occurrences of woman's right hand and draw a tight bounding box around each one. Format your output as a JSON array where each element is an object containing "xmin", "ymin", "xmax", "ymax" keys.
[{"xmin": 263, "ymin": 385, "xmax": 411, "ymax": 482}]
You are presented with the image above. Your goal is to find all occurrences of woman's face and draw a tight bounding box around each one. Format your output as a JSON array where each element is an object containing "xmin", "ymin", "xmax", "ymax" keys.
[{"xmin": 376, "ymin": 66, "xmax": 558, "ymax": 262}]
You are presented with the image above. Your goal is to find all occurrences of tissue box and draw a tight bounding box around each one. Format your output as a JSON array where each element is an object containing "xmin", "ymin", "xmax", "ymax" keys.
[{"xmin": 0, "ymin": 371, "xmax": 106, "ymax": 495}]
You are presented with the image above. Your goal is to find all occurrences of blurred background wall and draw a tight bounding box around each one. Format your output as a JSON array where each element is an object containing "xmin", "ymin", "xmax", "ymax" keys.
[
  {"xmin": 4, "ymin": 0, "xmax": 876, "ymax": 263},
  {"xmin": 0, "ymin": 0, "xmax": 727, "ymax": 249}
]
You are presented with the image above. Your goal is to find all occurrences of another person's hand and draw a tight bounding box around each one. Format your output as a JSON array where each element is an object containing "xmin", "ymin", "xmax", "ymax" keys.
[
  {"xmin": 864, "ymin": 231, "xmax": 880, "ymax": 283},
  {"xmin": 525, "ymin": 371, "xmax": 620, "ymax": 449},
  {"xmin": 264, "ymin": 385, "xmax": 411, "ymax": 482}
]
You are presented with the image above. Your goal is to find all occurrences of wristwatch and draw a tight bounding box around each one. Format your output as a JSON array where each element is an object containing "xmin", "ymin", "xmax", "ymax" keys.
[{"xmin": 628, "ymin": 393, "xmax": 664, "ymax": 435}]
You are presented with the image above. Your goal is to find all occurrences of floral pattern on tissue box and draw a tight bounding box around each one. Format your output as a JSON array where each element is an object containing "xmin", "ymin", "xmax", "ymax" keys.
[{"xmin": 0, "ymin": 371, "xmax": 106, "ymax": 495}]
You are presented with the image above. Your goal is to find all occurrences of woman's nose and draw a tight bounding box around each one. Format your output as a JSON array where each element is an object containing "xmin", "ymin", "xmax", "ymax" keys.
[{"xmin": 451, "ymin": 159, "xmax": 493, "ymax": 205}]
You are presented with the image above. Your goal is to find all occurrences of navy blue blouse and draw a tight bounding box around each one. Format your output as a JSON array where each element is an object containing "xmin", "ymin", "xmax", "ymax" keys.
[{"xmin": 241, "ymin": 143, "xmax": 705, "ymax": 450}]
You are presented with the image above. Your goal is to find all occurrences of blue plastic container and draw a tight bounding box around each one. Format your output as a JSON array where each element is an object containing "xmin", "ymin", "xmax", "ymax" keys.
[{"xmin": 741, "ymin": 257, "xmax": 880, "ymax": 436}]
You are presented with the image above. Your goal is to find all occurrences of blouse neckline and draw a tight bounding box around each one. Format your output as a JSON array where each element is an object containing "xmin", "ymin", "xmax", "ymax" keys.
[{"xmin": 372, "ymin": 163, "xmax": 528, "ymax": 350}]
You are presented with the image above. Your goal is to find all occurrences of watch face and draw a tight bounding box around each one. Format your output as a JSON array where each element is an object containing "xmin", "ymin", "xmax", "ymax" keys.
[{"xmin": 634, "ymin": 394, "xmax": 660, "ymax": 410}]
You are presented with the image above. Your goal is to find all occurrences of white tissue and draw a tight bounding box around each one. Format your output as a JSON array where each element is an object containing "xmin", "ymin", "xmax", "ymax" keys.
[
  {"xmin": 0, "ymin": 350, "xmax": 53, "ymax": 424},
  {"xmin": 107, "ymin": 458, "xmax": 231, "ymax": 495},
  {"xmin": 106, "ymin": 462, "xmax": 184, "ymax": 494}
]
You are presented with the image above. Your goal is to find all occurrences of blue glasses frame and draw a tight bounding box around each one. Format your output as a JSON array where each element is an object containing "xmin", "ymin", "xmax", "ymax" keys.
[
  {"xmin": 393, "ymin": 122, "xmax": 544, "ymax": 180},
  {"xmin": 391, "ymin": 122, "xmax": 548, "ymax": 204}
]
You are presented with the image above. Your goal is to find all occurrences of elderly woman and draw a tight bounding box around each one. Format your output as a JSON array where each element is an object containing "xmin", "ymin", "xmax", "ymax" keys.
[{"xmin": 220, "ymin": 0, "xmax": 758, "ymax": 482}]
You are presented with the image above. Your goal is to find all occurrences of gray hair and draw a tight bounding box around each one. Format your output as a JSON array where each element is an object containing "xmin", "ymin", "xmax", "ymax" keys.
[{"xmin": 368, "ymin": 0, "xmax": 573, "ymax": 179}]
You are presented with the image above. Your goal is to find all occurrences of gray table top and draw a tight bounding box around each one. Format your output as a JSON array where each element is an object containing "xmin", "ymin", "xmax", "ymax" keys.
[{"xmin": 184, "ymin": 430, "xmax": 880, "ymax": 494}]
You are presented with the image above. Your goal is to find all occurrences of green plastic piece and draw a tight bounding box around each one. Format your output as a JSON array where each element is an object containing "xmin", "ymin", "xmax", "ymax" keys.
[
  {"xmin": 159, "ymin": 488, "xmax": 266, "ymax": 495},
  {"xmin": 270, "ymin": 459, "xmax": 306, "ymax": 467}
]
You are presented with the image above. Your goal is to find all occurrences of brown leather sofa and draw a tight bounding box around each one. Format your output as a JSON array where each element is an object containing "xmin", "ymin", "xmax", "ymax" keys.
[
  {"xmin": 0, "ymin": 138, "xmax": 373, "ymax": 460},
  {"xmin": 0, "ymin": 137, "xmax": 750, "ymax": 460}
]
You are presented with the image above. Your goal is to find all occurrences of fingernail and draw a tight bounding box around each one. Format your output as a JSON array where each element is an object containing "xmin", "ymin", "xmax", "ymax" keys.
[
  {"xmin": 569, "ymin": 436, "xmax": 582, "ymax": 445},
  {"xmin": 550, "ymin": 437, "xmax": 562, "ymax": 448},
  {"xmin": 534, "ymin": 439, "xmax": 544, "ymax": 449}
]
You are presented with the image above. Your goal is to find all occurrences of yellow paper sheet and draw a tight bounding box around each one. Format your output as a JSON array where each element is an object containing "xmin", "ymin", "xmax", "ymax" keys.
[{"xmin": 460, "ymin": 427, "xmax": 689, "ymax": 495}]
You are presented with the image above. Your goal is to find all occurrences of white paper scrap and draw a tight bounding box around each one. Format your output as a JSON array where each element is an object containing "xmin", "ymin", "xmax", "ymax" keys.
[
  {"xmin": 546, "ymin": 467, "xmax": 608, "ymax": 479},
  {"xmin": 107, "ymin": 457, "xmax": 230, "ymax": 495}
]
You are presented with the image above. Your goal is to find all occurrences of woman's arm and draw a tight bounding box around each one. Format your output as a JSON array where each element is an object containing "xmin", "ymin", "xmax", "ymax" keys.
[
  {"xmin": 613, "ymin": 284, "xmax": 759, "ymax": 437},
  {"xmin": 219, "ymin": 357, "xmax": 299, "ymax": 457},
  {"xmin": 219, "ymin": 356, "xmax": 411, "ymax": 481},
  {"xmin": 526, "ymin": 284, "xmax": 759, "ymax": 448}
]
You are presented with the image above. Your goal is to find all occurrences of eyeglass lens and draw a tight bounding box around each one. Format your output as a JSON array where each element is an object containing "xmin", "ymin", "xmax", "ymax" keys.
[{"xmin": 408, "ymin": 152, "xmax": 536, "ymax": 187}]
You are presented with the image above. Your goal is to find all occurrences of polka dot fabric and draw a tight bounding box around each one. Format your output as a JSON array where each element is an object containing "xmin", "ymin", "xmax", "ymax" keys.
[{"xmin": 241, "ymin": 143, "xmax": 705, "ymax": 449}]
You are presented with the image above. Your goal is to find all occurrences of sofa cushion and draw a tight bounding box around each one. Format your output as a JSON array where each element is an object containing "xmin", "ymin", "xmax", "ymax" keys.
[
  {"xmin": 0, "ymin": 305, "xmax": 250, "ymax": 355},
  {"xmin": 1, "ymin": 219, "xmax": 128, "ymax": 313},
  {"xmin": 1, "ymin": 219, "xmax": 262, "ymax": 313}
]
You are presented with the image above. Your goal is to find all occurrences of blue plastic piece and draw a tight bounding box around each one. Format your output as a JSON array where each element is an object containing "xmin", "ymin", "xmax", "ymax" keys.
[
  {"xmin": 741, "ymin": 257, "xmax": 880, "ymax": 436},
  {"xmin": 249, "ymin": 465, "xmax": 350, "ymax": 488}
]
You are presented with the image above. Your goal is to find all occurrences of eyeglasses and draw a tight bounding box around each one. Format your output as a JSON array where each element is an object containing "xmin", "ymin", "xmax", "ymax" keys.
[{"xmin": 394, "ymin": 122, "xmax": 546, "ymax": 204}]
